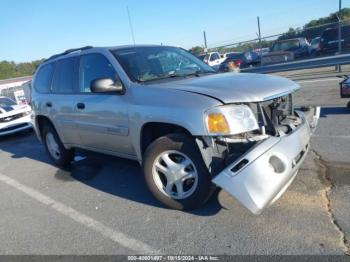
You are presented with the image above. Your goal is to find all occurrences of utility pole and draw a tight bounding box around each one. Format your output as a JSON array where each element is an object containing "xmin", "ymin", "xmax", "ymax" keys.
[
  {"xmin": 126, "ymin": 5, "xmax": 136, "ymax": 45},
  {"xmin": 203, "ymin": 31, "xmax": 207, "ymax": 52},
  {"xmin": 337, "ymin": 0, "xmax": 342, "ymax": 72},
  {"xmin": 257, "ymin": 16, "xmax": 262, "ymax": 65},
  {"xmin": 338, "ymin": 0, "xmax": 342, "ymax": 54}
]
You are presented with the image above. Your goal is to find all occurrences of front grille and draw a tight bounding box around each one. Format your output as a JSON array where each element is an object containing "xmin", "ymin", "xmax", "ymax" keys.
[
  {"xmin": 0, "ymin": 113, "xmax": 24, "ymax": 123},
  {"xmin": 250, "ymin": 94, "xmax": 294, "ymax": 136},
  {"xmin": 261, "ymin": 94, "xmax": 293, "ymax": 122}
]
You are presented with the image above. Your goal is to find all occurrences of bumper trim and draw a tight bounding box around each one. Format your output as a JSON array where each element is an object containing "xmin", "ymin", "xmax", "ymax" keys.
[
  {"xmin": 0, "ymin": 123, "xmax": 32, "ymax": 136},
  {"xmin": 212, "ymin": 117, "xmax": 311, "ymax": 215}
]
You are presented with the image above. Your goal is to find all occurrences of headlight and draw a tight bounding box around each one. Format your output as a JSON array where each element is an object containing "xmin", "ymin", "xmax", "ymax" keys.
[
  {"xmin": 22, "ymin": 110, "xmax": 31, "ymax": 117},
  {"xmin": 205, "ymin": 105, "xmax": 259, "ymax": 135}
]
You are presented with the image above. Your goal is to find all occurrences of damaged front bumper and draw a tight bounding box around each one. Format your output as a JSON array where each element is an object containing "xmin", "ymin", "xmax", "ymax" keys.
[{"xmin": 212, "ymin": 108, "xmax": 319, "ymax": 214}]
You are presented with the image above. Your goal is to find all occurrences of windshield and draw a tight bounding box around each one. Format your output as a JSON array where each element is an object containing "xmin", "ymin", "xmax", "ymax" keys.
[
  {"xmin": 272, "ymin": 40, "xmax": 300, "ymax": 51},
  {"xmin": 112, "ymin": 46, "xmax": 215, "ymax": 83},
  {"xmin": 0, "ymin": 97, "xmax": 16, "ymax": 107},
  {"xmin": 311, "ymin": 37, "xmax": 320, "ymax": 45}
]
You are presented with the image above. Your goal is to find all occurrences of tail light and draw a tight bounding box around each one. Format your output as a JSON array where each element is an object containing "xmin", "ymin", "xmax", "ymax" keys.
[
  {"xmin": 204, "ymin": 59, "xmax": 208, "ymax": 64},
  {"xmin": 234, "ymin": 60, "xmax": 242, "ymax": 66}
]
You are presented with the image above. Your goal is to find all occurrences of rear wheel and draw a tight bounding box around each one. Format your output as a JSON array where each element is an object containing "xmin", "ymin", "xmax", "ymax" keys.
[
  {"xmin": 143, "ymin": 133, "xmax": 213, "ymax": 210},
  {"xmin": 42, "ymin": 123, "xmax": 74, "ymax": 167}
]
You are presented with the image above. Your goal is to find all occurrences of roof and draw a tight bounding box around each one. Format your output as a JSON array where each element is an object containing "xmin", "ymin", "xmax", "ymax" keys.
[
  {"xmin": 40, "ymin": 44, "xmax": 167, "ymax": 66},
  {"xmin": 275, "ymin": 37, "xmax": 306, "ymax": 42},
  {"xmin": 0, "ymin": 76, "xmax": 32, "ymax": 85}
]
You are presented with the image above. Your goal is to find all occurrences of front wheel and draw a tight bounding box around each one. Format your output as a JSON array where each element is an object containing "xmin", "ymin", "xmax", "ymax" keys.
[
  {"xmin": 42, "ymin": 123, "xmax": 74, "ymax": 167},
  {"xmin": 143, "ymin": 133, "xmax": 213, "ymax": 210}
]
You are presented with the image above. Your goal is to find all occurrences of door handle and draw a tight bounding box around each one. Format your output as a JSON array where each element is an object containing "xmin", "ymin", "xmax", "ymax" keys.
[
  {"xmin": 77, "ymin": 103, "xmax": 85, "ymax": 110},
  {"xmin": 46, "ymin": 102, "xmax": 52, "ymax": 108}
]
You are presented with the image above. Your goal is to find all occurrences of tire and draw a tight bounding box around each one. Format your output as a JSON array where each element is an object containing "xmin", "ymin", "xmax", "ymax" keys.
[
  {"xmin": 42, "ymin": 123, "xmax": 74, "ymax": 167},
  {"xmin": 143, "ymin": 133, "xmax": 213, "ymax": 210}
]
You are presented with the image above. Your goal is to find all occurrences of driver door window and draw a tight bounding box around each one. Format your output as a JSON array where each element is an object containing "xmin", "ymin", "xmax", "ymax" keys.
[{"xmin": 79, "ymin": 54, "xmax": 117, "ymax": 93}]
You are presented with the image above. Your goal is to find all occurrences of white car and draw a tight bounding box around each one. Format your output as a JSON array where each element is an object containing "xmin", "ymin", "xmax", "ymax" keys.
[
  {"xmin": 198, "ymin": 52, "xmax": 225, "ymax": 69},
  {"xmin": 0, "ymin": 96, "xmax": 32, "ymax": 136}
]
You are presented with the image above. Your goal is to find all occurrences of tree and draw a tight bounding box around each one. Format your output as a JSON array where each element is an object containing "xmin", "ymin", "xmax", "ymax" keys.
[
  {"xmin": 277, "ymin": 8, "xmax": 350, "ymax": 41},
  {"xmin": 189, "ymin": 46, "xmax": 204, "ymax": 55},
  {"xmin": 0, "ymin": 59, "xmax": 44, "ymax": 80}
]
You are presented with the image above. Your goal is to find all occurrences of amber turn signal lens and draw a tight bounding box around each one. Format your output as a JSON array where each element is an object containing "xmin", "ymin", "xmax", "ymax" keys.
[{"xmin": 207, "ymin": 113, "xmax": 230, "ymax": 134}]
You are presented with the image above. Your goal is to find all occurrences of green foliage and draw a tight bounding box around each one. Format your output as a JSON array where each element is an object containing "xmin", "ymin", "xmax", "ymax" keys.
[
  {"xmin": 304, "ymin": 8, "xmax": 350, "ymax": 28},
  {"xmin": 0, "ymin": 59, "xmax": 44, "ymax": 80},
  {"xmin": 278, "ymin": 8, "xmax": 350, "ymax": 41},
  {"xmin": 190, "ymin": 8, "xmax": 350, "ymax": 54},
  {"xmin": 189, "ymin": 46, "xmax": 204, "ymax": 55}
]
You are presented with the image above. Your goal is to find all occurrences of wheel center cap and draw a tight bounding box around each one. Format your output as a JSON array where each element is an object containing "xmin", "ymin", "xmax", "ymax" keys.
[{"xmin": 171, "ymin": 166, "xmax": 182, "ymax": 179}]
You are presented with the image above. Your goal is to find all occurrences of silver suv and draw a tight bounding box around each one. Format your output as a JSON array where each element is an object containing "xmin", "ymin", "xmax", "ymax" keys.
[{"xmin": 31, "ymin": 45, "xmax": 318, "ymax": 214}]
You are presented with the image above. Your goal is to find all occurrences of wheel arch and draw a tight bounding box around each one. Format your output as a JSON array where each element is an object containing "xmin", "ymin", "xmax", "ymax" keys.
[
  {"xmin": 139, "ymin": 122, "xmax": 193, "ymax": 160},
  {"xmin": 35, "ymin": 115, "xmax": 55, "ymax": 141}
]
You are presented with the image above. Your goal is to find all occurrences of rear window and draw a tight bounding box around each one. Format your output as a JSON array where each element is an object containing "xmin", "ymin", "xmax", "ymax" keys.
[
  {"xmin": 227, "ymin": 53, "xmax": 243, "ymax": 59},
  {"xmin": 322, "ymin": 29, "xmax": 337, "ymax": 41},
  {"xmin": 197, "ymin": 54, "xmax": 206, "ymax": 60},
  {"xmin": 52, "ymin": 58, "xmax": 76, "ymax": 93},
  {"xmin": 34, "ymin": 63, "xmax": 54, "ymax": 93},
  {"xmin": 272, "ymin": 40, "xmax": 300, "ymax": 51}
]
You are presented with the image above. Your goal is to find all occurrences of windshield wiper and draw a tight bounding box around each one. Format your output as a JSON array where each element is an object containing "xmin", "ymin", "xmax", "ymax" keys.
[
  {"xmin": 183, "ymin": 70, "xmax": 215, "ymax": 77},
  {"xmin": 139, "ymin": 70, "xmax": 215, "ymax": 83}
]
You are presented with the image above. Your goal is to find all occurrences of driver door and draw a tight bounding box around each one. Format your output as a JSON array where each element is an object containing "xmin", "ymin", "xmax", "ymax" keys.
[{"xmin": 75, "ymin": 53, "xmax": 134, "ymax": 157}]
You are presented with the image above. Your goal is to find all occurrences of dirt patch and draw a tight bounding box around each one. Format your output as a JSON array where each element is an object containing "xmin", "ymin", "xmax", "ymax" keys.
[{"xmin": 313, "ymin": 150, "xmax": 350, "ymax": 255}]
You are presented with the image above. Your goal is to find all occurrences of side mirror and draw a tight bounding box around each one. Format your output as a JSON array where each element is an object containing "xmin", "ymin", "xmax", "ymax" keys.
[{"xmin": 90, "ymin": 78, "xmax": 124, "ymax": 94}]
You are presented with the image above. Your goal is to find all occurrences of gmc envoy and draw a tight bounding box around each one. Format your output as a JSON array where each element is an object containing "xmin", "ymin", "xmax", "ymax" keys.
[{"xmin": 31, "ymin": 45, "xmax": 319, "ymax": 214}]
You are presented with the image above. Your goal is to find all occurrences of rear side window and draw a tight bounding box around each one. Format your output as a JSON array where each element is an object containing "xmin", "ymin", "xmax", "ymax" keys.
[
  {"xmin": 34, "ymin": 63, "xmax": 54, "ymax": 93},
  {"xmin": 79, "ymin": 54, "xmax": 117, "ymax": 93},
  {"xmin": 52, "ymin": 58, "xmax": 76, "ymax": 93}
]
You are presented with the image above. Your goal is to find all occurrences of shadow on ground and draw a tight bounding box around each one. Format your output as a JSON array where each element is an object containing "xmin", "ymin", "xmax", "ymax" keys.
[
  {"xmin": 0, "ymin": 131, "xmax": 222, "ymax": 216},
  {"xmin": 320, "ymin": 106, "xmax": 350, "ymax": 118}
]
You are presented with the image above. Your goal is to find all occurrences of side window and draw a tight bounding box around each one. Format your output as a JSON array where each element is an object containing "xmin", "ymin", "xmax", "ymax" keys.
[
  {"xmin": 34, "ymin": 63, "xmax": 54, "ymax": 93},
  {"xmin": 52, "ymin": 58, "xmax": 76, "ymax": 93},
  {"xmin": 79, "ymin": 54, "xmax": 117, "ymax": 93},
  {"xmin": 211, "ymin": 53, "xmax": 219, "ymax": 61}
]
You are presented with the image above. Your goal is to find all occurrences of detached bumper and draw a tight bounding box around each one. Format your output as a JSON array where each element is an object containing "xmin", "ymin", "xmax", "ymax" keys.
[
  {"xmin": 212, "ymin": 110, "xmax": 316, "ymax": 215},
  {"xmin": 0, "ymin": 115, "xmax": 32, "ymax": 136}
]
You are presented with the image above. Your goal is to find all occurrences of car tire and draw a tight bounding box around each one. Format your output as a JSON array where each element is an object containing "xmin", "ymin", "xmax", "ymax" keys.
[
  {"xmin": 42, "ymin": 123, "xmax": 74, "ymax": 167},
  {"xmin": 143, "ymin": 133, "xmax": 213, "ymax": 210}
]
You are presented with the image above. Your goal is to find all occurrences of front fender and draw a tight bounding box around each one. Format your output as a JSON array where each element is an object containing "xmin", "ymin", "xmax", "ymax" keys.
[{"xmin": 127, "ymin": 85, "xmax": 222, "ymax": 161}]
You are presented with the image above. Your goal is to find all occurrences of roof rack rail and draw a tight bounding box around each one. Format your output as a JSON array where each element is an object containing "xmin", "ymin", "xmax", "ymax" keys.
[{"xmin": 44, "ymin": 46, "xmax": 93, "ymax": 62}]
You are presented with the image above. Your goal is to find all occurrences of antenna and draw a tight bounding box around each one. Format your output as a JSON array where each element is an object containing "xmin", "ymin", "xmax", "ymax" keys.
[{"xmin": 126, "ymin": 5, "xmax": 136, "ymax": 45}]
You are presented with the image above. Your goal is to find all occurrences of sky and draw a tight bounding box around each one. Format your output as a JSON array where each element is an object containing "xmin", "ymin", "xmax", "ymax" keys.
[{"xmin": 0, "ymin": 0, "xmax": 346, "ymax": 62}]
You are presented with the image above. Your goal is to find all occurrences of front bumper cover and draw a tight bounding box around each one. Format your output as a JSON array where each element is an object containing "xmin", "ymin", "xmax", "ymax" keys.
[
  {"xmin": 212, "ymin": 109, "xmax": 318, "ymax": 214},
  {"xmin": 0, "ymin": 115, "xmax": 32, "ymax": 136}
]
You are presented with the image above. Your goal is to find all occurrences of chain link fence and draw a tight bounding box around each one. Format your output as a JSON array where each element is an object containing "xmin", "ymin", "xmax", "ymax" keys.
[{"xmin": 208, "ymin": 19, "xmax": 350, "ymax": 61}]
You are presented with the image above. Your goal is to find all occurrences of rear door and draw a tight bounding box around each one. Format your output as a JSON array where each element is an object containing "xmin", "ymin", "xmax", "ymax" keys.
[
  {"xmin": 75, "ymin": 53, "xmax": 134, "ymax": 157},
  {"xmin": 49, "ymin": 57, "xmax": 81, "ymax": 145}
]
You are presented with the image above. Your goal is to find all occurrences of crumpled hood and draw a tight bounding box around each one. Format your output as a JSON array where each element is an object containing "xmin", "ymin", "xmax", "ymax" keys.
[{"xmin": 158, "ymin": 73, "xmax": 300, "ymax": 104}]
